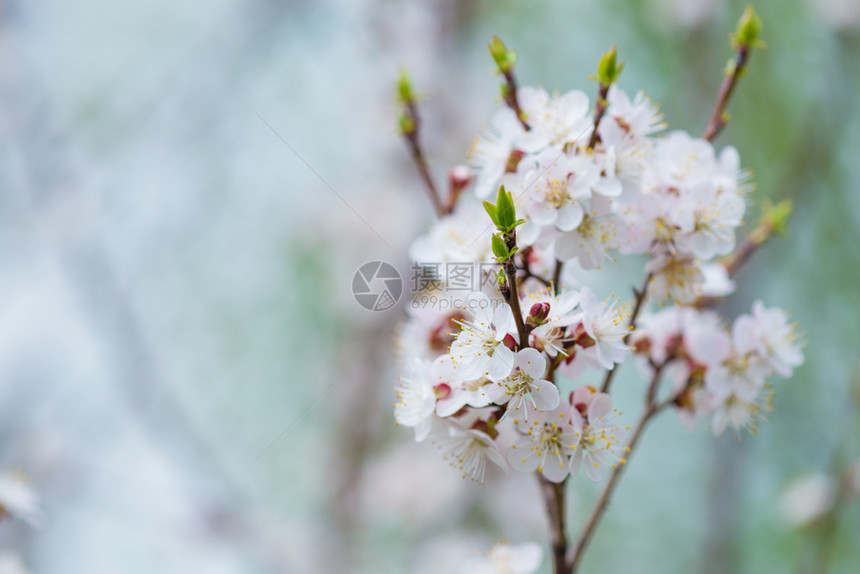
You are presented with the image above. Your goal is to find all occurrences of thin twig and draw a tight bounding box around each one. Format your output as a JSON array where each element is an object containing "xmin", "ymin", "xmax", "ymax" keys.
[
  {"xmin": 503, "ymin": 253, "xmax": 529, "ymax": 349},
  {"xmin": 552, "ymin": 260, "xmax": 563, "ymax": 296},
  {"xmin": 501, "ymin": 68, "xmax": 530, "ymax": 132},
  {"xmin": 402, "ymin": 100, "xmax": 446, "ymax": 217},
  {"xmin": 540, "ymin": 477, "xmax": 569, "ymax": 574},
  {"xmin": 600, "ymin": 272, "xmax": 652, "ymax": 393},
  {"xmin": 703, "ymin": 44, "xmax": 751, "ymax": 142},
  {"xmin": 587, "ymin": 82, "xmax": 610, "ymax": 149},
  {"xmin": 542, "ymin": 313, "xmax": 569, "ymax": 574}
]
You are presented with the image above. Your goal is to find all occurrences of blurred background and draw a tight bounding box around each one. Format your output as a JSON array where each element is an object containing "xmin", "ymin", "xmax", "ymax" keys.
[{"xmin": 1, "ymin": 0, "xmax": 859, "ymax": 572}]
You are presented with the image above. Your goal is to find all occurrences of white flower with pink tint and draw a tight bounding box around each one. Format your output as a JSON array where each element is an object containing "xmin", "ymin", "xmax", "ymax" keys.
[
  {"xmin": 507, "ymin": 404, "xmax": 581, "ymax": 483},
  {"xmin": 470, "ymin": 107, "xmax": 528, "ymax": 199},
  {"xmin": 575, "ymin": 286, "xmax": 630, "ymax": 370},
  {"xmin": 732, "ymin": 301, "xmax": 803, "ymax": 377},
  {"xmin": 555, "ymin": 195, "xmax": 619, "ymax": 270},
  {"xmin": 487, "ymin": 348, "xmax": 559, "ymax": 421},
  {"xmin": 432, "ymin": 355, "xmax": 493, "ymax": 418},
  {"xmin": 569, "ymin": 387, "xmax": 628, "ymax": 481},
  {"xmin": 520, "ymin": 149, "xmax": 598, "ymax": 239},
  {"xmin": 450, "ymin": 292, "xmax": 517, "ymax": 381},
  {"xmin": 516, "ymin": 87, "xmax": 592, "ymax": 151},
  {"xmin": 438, "ymin": 422, "xmax": 507, "ymax": 484},
  {"xmin": 393, "ymin": 360, "xmax": 438, "ymax": 442}
]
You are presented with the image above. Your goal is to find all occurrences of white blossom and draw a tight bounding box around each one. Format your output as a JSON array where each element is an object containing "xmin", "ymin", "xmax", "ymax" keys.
[
  {"xmin": 517, "ymin": 87, "xmax": 592, "ymax": 151},
  {"xmin": 449, "ymin": 292, "xmax": 517, "ymax": 381},
  {"xmin": 470, "ymin": 108, "xmax": 528, "ymax": 199},
  {"xmin": 393, "ymin": 360, "xmax": 438, "ymax": 442},
  {"xmin": 487, "ymin": 348, "xmax": 559, "ymax": 420},
  {"xmin": 507, "ymin": 405, "xmax": 581, "ymax": 483},
  {"xmin": 568, "ymin": 388, "xmax": 628, "ymax": 481},
  {"xmin": 438, "ymin": 422, "xmax": 507, "ymax": 484},
  {"xmin": 571, "ymin": 286, "xmax": 629, "ymax": 370},
  {"xmin": 732, "ymin": 301, "xmax": 803, "ymax": 377}
]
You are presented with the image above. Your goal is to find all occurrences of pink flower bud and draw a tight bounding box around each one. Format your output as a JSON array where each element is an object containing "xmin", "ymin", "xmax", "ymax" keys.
[
  {"xmin": 570, "ymin": 385, "xmax": 598, "ymax": 415},
  {"xmin": 526, "ymin": 302, "xmax": 551, "ymax": 327},
  {"xmin": 433, "ymin": 383, "xmax": 451, "ymax": 400},
  {"xmin": 448, "ymin": 165, "xmax": 471, "ymax": 189},
  {"xmin": 502, "ymin": 333, "xmax": 518, "ymax": 350},
  {"xmin": 447, "ymin": 165, "xmax": 472, "ymax": 211}
]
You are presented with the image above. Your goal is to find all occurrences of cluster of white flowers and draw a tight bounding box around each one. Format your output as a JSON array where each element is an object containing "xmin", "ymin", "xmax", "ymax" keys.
[
  {"xmin": 395, "ymin": 288, "xmax": 628, "ymax": 484},
  {"xmin": 632, "ymin": 301, "xmax": 803, "ymax": 434},
  {"xmin": 394, "ymin": 51, "xmax": 802, "ymax": 487},
  {"xmin": 461, "ymin": 83, "xmax": 748, "ymax": 304}
]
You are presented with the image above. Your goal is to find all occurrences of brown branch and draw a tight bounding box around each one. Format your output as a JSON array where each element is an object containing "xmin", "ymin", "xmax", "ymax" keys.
[
  {"xmin": 497, "ymin": 230, "xmax": 529, "ymax": 348},
  {"xmin": 541, "ymin": 325, "xmax": 569, "ymax": 574},
  {"xmin": 587, "ymin": 82, "xmax": 610, "ymax": 149},
  {"xmin": 540, "ymin": 477, "xmax": 569, "ymax": 574},
  {"xmin": 503, "ymin": 254, "xmax": 529, "ymax": 349},
  {"xmin": 501, "ymin": 68, "xmax": 530, "ymax": 132},
  {"xmin": 703, "ymin": 43, "xmax": 751, "ymax": 142},
  {"xmin": 568, "ymin": 363, "xmax": 668, "ymax": 572},
  {"xmin": 600, "ymin": 272, "xmax": 652, "ymax": 393},
  {"xmin": 402, "ymin": 100, "xmax": 446, "ymax": 217},
  {"xmin": 552, "ymin": 260, "xmax": 563, "ymax": 296}
]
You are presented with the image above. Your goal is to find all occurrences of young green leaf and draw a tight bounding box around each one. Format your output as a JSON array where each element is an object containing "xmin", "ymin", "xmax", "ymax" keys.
[
  {"xmin": 734, "ymin": 5, "xmax": 763, "ymax": 48},
  {"xmin": 483, "ymin": 201, "xmax": 500, "ymax": 228},
  {"xmin": 396, "ymin": 69, "xmax": 415, "ymax": 103},
  {"xmin": 496, "ymin": 186, "xmax": 516, "ymax": 230},
  {"xmin": 488, "ymin": 36, "xmax": 517, "ymax": 73},
  {"xmin": 591, "ymin": 46, "xmax": 625, "ymax": 86},
  {"xmin": 492, "ymin": 233, "xmax": 510, "ymax": 260}
]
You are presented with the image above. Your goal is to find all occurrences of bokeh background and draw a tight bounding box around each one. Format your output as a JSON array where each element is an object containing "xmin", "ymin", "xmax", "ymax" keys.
[{"xmin": 1, "ymin": 0, "xmax": 859, "ymax": 572}]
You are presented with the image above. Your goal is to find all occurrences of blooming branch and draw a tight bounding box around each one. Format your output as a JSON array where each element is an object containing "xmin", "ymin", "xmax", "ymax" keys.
[{"xmin": 390, "ymin": 8, "xmax": 804, "ymax": 574}]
